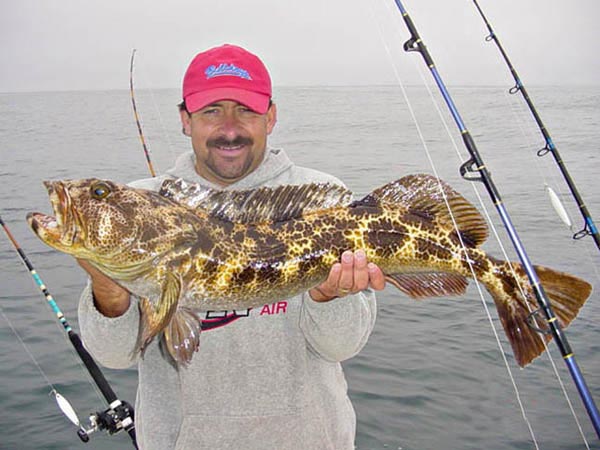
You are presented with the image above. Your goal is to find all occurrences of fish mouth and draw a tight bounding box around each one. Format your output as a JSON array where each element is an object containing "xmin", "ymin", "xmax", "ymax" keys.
[{"xmin": 27, "ymin": 181, "xmax": 82, "ymax": 248}]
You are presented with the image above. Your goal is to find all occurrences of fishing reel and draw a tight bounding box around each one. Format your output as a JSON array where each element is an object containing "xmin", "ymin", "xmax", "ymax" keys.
[
  {"xmin": 54, "ymin": 392, "xmax": 136, "ymax": 445},
  {"xmin": 76, "ymin": 399, "xmax": 136, "ymax": 442}
]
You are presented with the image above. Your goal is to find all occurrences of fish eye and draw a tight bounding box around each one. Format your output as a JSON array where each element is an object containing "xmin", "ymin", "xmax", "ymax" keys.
[{"xmin": 90, "ymin": 182, "xmax": 111, "ymax": 200}]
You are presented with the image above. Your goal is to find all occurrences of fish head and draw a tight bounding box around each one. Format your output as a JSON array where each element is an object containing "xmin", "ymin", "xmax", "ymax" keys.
[{"xmin": 27, "ymin": 178, "xmax": 194, "ymax": 274}]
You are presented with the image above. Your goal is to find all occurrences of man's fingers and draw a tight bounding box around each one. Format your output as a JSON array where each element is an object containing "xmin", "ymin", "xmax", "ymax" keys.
[
  {"xmin": 368, "ymin": 263, "xmax": 386, "ymax": 291},
  {"xmin": 337, "ymin": 251, "xmax": 354, "ymax": 294},
  {"xmin": 308, "ymin": 262, "xmax": 340, "ymax": 301},
  {"xmin": 323, "ymin": 262, "xmax": 342, "ymax": 296},
  {"xmin": 309, "ymin": 251, "xmax": 387, "ymax": 302},
  {"xmin": 353, "ymin": 250, "xmax": 369, "ymax": 291}
]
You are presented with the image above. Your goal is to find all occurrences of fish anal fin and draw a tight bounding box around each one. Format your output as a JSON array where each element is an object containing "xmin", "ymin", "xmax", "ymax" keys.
[
  {"xmin": 137, "ymin": 271, "xmax": 182, "ymax": 355},
  {"xmin": 385, "ymin": 272, "xmax": 468, "ymax": 299},
  {"xmin": 164, "ymin": 307, "xmax": 202, "ymax": 366}
]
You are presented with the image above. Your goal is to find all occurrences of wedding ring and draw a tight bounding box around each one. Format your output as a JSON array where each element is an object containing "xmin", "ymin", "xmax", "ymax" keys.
[{"xmin": 338, "ymin": 287, "xmax": 351, "ymax": 296}]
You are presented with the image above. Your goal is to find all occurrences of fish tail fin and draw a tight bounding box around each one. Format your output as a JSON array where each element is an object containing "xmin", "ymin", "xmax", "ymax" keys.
[
  {"xmin": 486, "ymin": 261, "xmax": 592, "ymax": 367},
  {"xmin": 163, "ymin": 307, "xmax": 202, "ymax": 366},
  {"xmin": 534, "ymin": 264, "xmax": 592, "ymax": 327},
  {"xmin": 136, "ymin": 272, "xmax": 182, "ymax": 357}
]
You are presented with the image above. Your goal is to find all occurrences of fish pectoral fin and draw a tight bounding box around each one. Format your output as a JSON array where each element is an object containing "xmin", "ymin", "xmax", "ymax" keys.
[
  {"xmin": 164, "ymin": 307, "xmax": 202, "ymax": 366},
  {"xmin": 137, "ymin": 271, "xmax": 182, "ymax": 355},
  {"xmin": 385, "ymin": 272, "xmax": 468, "ymax": 299}
]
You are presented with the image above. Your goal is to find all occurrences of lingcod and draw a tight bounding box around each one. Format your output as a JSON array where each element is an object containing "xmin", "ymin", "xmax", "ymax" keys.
[{"xmin": 27, "ymin": 174, "xmax": 592, "ymax": 367}]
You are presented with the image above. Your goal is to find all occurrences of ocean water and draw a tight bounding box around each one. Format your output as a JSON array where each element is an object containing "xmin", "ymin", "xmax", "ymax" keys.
[{"xmin": 0, "ymin": 85, "xmax": 599, "ymax": 450}]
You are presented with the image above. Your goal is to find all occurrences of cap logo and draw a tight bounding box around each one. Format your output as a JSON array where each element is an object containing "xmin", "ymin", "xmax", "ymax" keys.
[{"xmin": 205, "ymin": 63, "xmax": 252, "ymax": 80}]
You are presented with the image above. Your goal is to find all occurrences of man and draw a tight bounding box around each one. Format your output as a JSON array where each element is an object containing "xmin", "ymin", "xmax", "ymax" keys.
[{"xmin": 78, "ymin": 44, "xmax": 385, "ymax": 450}]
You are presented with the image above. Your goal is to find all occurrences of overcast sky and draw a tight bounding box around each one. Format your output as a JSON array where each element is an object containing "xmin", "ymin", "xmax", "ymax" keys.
[{"xmin": 1, "ymin": 0, "xmax": 599, "ymax": 93}]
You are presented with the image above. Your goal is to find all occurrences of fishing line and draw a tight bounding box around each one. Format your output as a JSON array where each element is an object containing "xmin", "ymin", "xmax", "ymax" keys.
[
  {"xmin": 366, "ymin": 2, "xmax": 542, "ymax": 445},
  {"xmin": 370, "ymin": 0, "xmax": 600, "ymax": 446},
  {"xmin": 499, "ymin": 86, "xmax": 577, "ymax": 228},
  {"xmin": 0, "ymin": 303, "xmax": 58, "ymax": 394},
  {"xmin": 503, "ymin": 87, "xmax": 600, "ymax": 285},
  {"xmin": 0, "ymin": 215, "xmax": 138, "ymax": 447},
  {"xmin": 417, "ymin": 71, "xmax": 595, "ymax": 449},
  {"xmin": 130, "ymin": 49, "xmax": 179, "ymax": 174},
  {"xmin": 501, "ymin": 83, "xmax": 600, "ymax": 293},
  {"xmin": 0, "ymin": 217, "xmax": 101, "ymax": 398},
  {"xmin": 0, "ymin": 300, "xmax": 92, "ymax": 441},
  {"xmin": 375, "ymin": 0, "xmax": 528, "ymax": 362},
  {"xmin": 464, "ymin": 84, "xmax": 593, "ymax": 447},
  {"xmin": 130, "ymin": 49, "xmax": 158, "ymax": 177},
  {"xmin": 403, "ymin": 45, "xmax": 594, "ymax": 446},
  {"xmin": 471, "ymin": 0, "xmax": 600, "ymax": 252},
  {"xmin": 145, "ymin": 76, "xmax": 181, "ymax": 165},
  {"xmin": 498, "ymin": 84, "xmax": 600, "ymax": 303},
  {"xmin": 388, "ymin": 0, "xmax": 600, "ymax": 439},
  {"xmin": 487, "ymin": 43, "xmax": 600, "ymax": 293}
]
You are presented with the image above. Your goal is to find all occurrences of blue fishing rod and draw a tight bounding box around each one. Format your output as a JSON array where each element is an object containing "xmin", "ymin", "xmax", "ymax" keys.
[
  {"xmin": 471, "ymin": 0, "xmax": 600, "ymax": 251},
  {"xmin": 390, "ymin": 0, "xmax": 600, "ymax": 439},
  {"xmin": 0, "ymin": 215, "xmax": 138, "ymax": 448}
]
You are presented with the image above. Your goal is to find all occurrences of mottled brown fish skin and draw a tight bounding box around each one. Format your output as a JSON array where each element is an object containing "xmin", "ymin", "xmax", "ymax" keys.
[
  {"xmin": 183, "ymin": 205, "xmax": 466, "ymax": 307},
  {"xmin": 27, "ymin": 176, "xmax": 592, "ymax": 367}
]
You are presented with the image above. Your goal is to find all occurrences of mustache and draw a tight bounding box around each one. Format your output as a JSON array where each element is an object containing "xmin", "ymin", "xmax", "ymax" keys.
[{"xmin": 207, "ymin": 136, "xmax": 254, "ymax": 148}]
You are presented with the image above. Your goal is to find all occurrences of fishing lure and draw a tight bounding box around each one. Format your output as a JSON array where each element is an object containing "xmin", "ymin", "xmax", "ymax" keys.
[
  {"xmin": 0, "ymin": 215, "xmax": 138, "ymax": 448},
  {"xmin": 472, "ymin": 0, "xmax": 600, "ymax": 251}
]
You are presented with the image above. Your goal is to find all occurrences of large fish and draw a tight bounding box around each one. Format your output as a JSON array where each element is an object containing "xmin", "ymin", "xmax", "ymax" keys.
[{"xmin": 27, "ymin": 174, "xmax": 591, "ymax": 367}]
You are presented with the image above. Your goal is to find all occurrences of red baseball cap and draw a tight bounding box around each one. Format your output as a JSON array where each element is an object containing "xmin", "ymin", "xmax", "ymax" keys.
[{"xmin": 182, "ymin": 44, "xmax": 272, "ymax": 114}]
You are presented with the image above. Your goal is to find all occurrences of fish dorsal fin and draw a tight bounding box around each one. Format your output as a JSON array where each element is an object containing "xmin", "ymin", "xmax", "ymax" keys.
[
  {"xmin": 159, "ymin": 178, "xmax": 352, "ymax": 224},
  {"xmin": 365, "ymin": 174, "xmax": 489, "ymax": 247}
]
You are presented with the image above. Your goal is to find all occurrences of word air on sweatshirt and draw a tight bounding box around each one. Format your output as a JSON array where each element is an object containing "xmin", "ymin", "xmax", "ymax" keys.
[
  {"xmin": 259, "ymin": 301, "xmax": 288, "ymax": 316},
  {"xmin": 200, "ymin": 301, "xmax": 289, "ymax": 331}
]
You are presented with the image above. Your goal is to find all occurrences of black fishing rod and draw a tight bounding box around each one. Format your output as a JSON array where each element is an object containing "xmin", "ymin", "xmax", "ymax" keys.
[
  {"xmin": 0, "ymin": 215, "xmax": 138, "ymax": 448},
  {"xmin": 130, "ymin": 49, "xmax": 157, "ymax": 178},
  {"xmin": 390, "ymin": 0, "xmax": 600, "ymax": 439},
  {"xmin": 471, "ymin": 0, "xmax": 600, "ymax": 251}
]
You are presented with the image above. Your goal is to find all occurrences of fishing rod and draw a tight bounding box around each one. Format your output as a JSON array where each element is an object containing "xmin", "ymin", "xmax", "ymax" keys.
[
  {"xmin": 471, "ymin": 0, "xmax": 600, "ymax": 251},
  {"xmin": 390, "ymin": 0, "xmax": 600, "ymax": 439},
  {"xmin": 0, "ymin": 215, "xmax": 138, "ymax": 448},
  {"xmin": 130, "ymin": 48, "xmax": 157, "ymax": 178}
]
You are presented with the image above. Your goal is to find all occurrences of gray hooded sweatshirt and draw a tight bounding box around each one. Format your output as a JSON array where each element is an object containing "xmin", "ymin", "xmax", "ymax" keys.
[{"xmin": 78, "ymin": 148, "xmax": 377, "ymax": 450}]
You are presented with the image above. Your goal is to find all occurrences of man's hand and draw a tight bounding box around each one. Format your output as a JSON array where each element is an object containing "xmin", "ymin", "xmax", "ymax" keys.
[
  {"xmin": 77, "ymin": 259, "xmax": 131, "ymax": 317},
  {"xmin": 309, "ymin": 250, "xmax": 386, "ymax": 302}
]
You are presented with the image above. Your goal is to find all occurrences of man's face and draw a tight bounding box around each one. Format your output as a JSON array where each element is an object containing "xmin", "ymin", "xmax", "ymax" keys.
[{"xmin": 181, "ymin": 100, "xmax": 277, "ymax": 186}]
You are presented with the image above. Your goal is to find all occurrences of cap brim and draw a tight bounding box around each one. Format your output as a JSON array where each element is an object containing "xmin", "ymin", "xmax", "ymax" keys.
[{"xmin": 185, "ymin": 87, "xmax": 270, "ymax": 114}]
